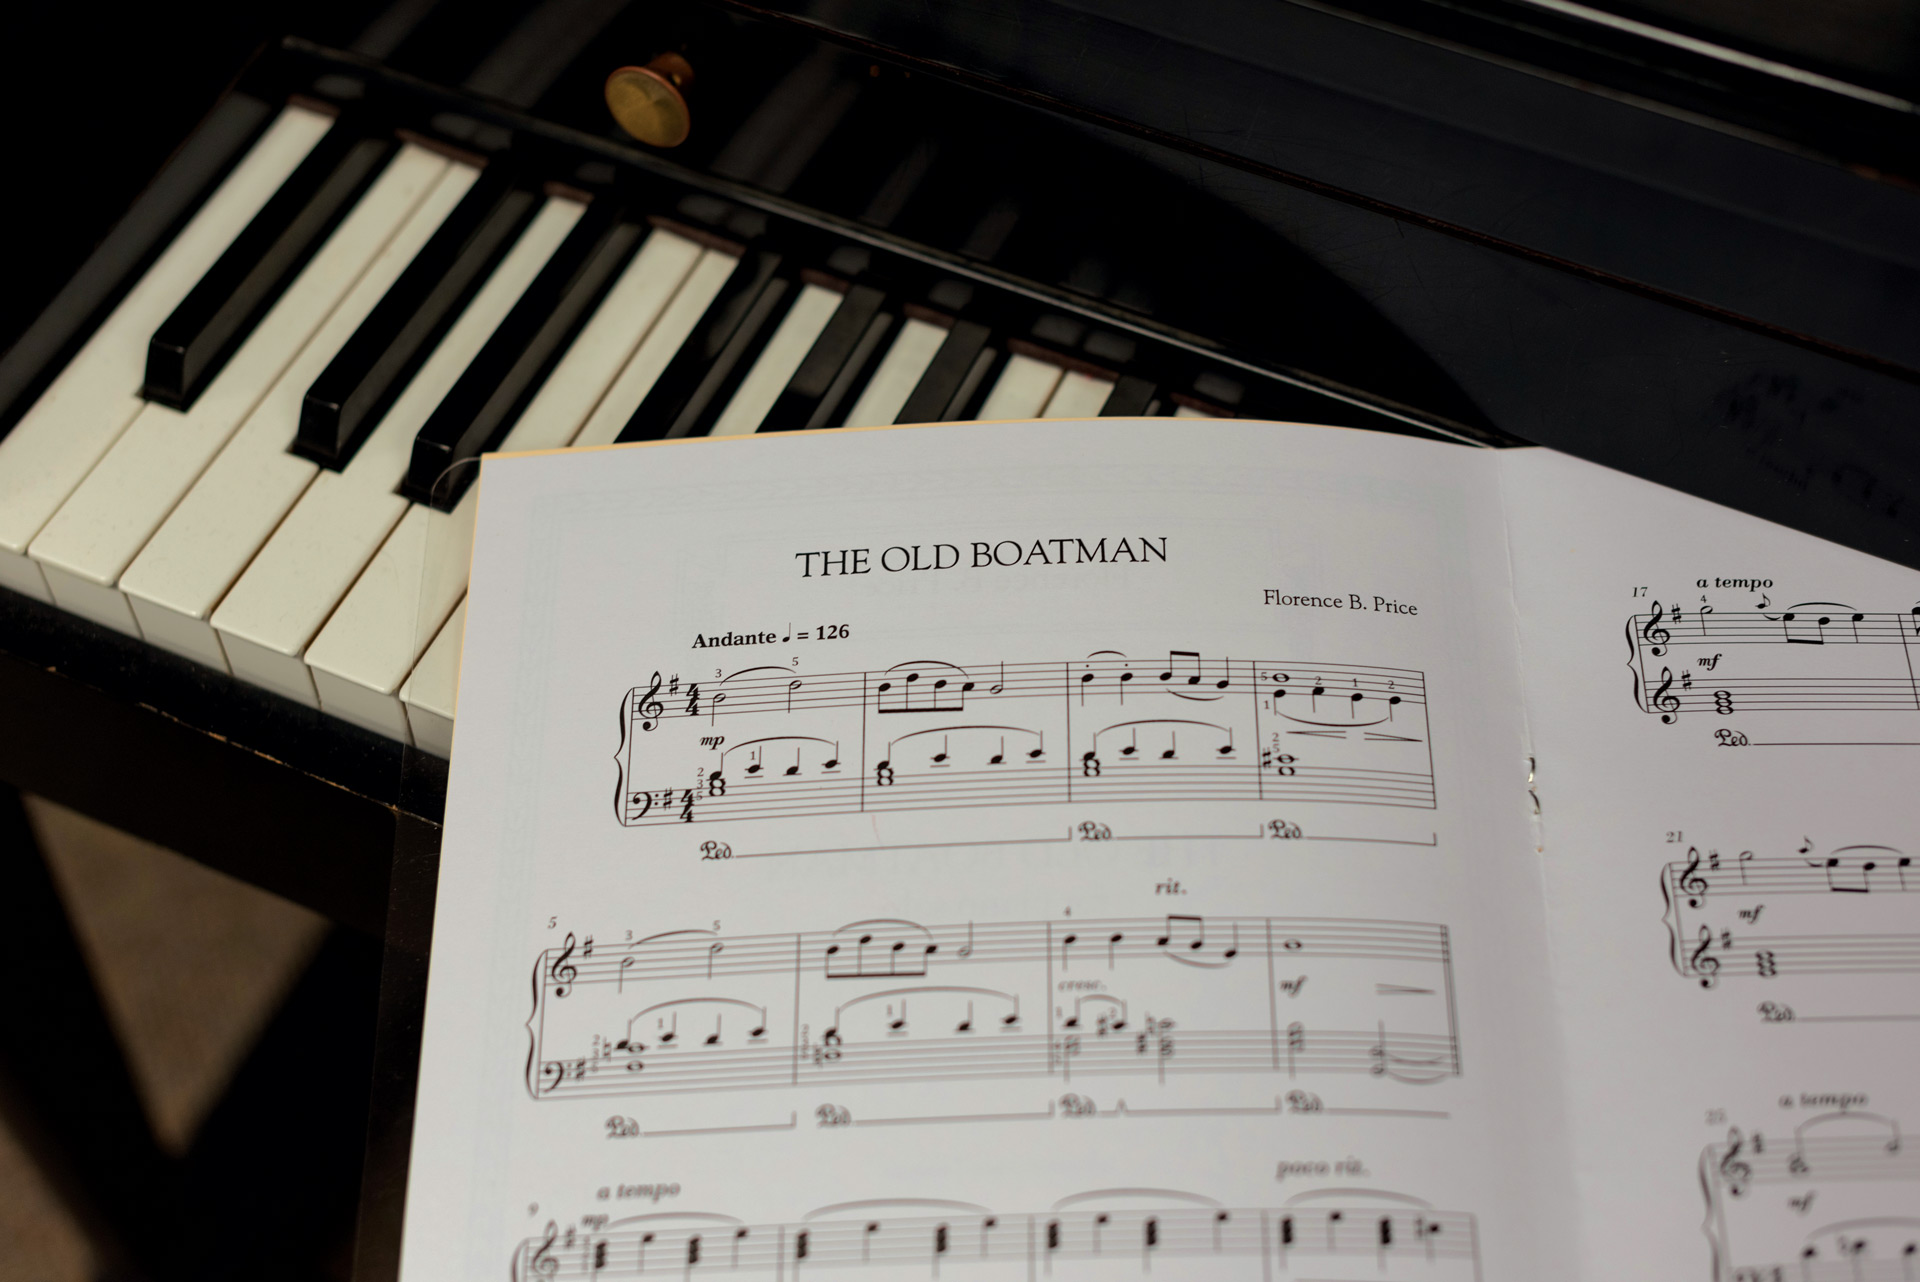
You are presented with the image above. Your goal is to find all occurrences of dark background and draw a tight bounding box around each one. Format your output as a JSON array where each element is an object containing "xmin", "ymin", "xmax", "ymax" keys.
[
  {"xmin": 6, "ymin": 0, "xmax": 1919, "ymax": 363},
  {"xmin": 0, "ymin": 1, "xmax": 388, "ymax": 355}
]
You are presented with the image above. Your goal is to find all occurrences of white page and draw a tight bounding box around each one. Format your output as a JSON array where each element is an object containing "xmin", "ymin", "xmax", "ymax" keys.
[
  {"xmin": 398, "ymin": 418, "xmax": 1570, "ymax": 1281},
  {"xmin": 1501, "ymin": 447, "xmax": 1920, "ymax": 1282}
]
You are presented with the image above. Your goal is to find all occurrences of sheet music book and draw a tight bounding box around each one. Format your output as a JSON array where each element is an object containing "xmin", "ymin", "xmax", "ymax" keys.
[{"xmin": 396, "ymin": 419, "xmax": 1919, "ymax": 1282}]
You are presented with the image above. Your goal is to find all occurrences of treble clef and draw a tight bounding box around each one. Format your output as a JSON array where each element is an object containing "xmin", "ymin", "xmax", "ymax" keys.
[
  {"xmin": 1690, "ymin": 925, "xmax": 1721, "ymax": 989},
  {"xmin": 550, "ymin": 933, "xmax": 578, "ymax": 997},
  {"xmin": 1653, "ymin": 666, "xmax": 1682, "ymax": 723},
  {"xmin": 637, "ymin": 672, "xmax": 665, "ymax": 732},
  {"xmin": 527, "ymin": 1221, "xmax": 559, "ymax": 1278},
  {"xmin": 1640, "ymin": 602, "xmax": 1671, "ymax": 656},
  {"xmin": 1718, "ymin": 1129, "xmax": 1752, "ymax": 1197},
  {"xmin": 1678, "ymin": 848, "xmax": 1709, "ymax": 907}
]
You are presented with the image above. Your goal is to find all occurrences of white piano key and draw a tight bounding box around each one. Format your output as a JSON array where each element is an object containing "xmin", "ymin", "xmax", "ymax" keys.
[
  {"xmin": 211, "ymin": 195, "xmax": 584, "ymax": 705},
  {"xmin": 0, "ymin": 105, "xmax": 335, "ymax": 602},
  {"xmin": 1039, "ymin": 369, "xmax": 1114, "ymax": 419},
  {"xmin": 975, "ymin": 352, "xmax": 1064, "ymax": 421},
  {"xmin": 1174, "ymin": 403, "xmax": 1219, "ymax": 418},
  {"xmin": 401, "ymin": 596, "xmax": 465, "ymax": 757},
  {"xmin": 839, "ymin": 316, "xmax": 945, "ymax": 428},
  {"xmin": 304, "ymin": 227, "xmax": 708, "ymax": 739},
  {"xmin": 569, "ymin": 247, "xmax": 739, "ymax": 448},
  {"xmin": 27, "ymin": 146, "xmax": 448, "ymax": 636},
  {"xmin": 708, "ymin": 282, "xmax": 844, "ymax": 437},
  {"xmin": 120, "ymin": 159, "xmax": 475, "ymax": 669},
  {"xmin": 306, "ymin": 499, "xmax": 473, "ymax": 738}
]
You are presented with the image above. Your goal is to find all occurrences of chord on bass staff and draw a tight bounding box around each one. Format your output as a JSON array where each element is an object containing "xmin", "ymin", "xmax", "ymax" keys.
[
  {"xmin": 527, "ymin": 914, "xmax": 1459, "ymax": 1101},
  {"xmin": 1702, "ymin": 1114, "xmax": 1917, "ymax": 1282},
  {"xmin": 1627, "ymin": 602, "xmax": 1920, "ymax": 720},
  {"xmin": 614, "ymin": 651, "xmax": 1435, "ymax": 826},
  {"xmin": 1661, "ymin": 843, "xmax": 1920, "ymax": 988},
  {"xmin": 514, "ymin": 1199, "xmax": 1483, "ymax": 1280}
]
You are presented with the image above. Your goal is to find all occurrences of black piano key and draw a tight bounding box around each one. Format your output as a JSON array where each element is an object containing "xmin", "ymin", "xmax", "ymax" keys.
[
  {"xmin": 757, "ymin": 283, "xmax": 888, "ymax": 433},
  {"xmin": 294, "ymin": 166, "xmax": 538, "ymax": 469},
  {"xmin": 614, "ymin": 250, "xmax": 787, "ymax": 442},
  {"xmin": 806, "ymin": 312, "xmax": 894, "ymax": 430},
  {"xmin": 403, "ymin": 200, "xmax": 642, "ymax": 508},
  {"xmin": 1099, "ymin": 374, "xmax": 1156, "ymax": 417},
  {"xmin": 0, "ymin": 92, "xmax": 274, "ymax": 440},
  {"xmin": 142, "ymin": 122, "xmax": 397, "ymax": 411},
  {"xmin": 894, "ymin": 319, "xmax": 991, "ymax": 424}
]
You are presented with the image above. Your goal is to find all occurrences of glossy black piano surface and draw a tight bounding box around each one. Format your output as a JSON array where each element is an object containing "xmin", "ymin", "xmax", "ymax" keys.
[{"xmin": 1, "ymin": 3, "xmax": 1916, "ymax": 1277}]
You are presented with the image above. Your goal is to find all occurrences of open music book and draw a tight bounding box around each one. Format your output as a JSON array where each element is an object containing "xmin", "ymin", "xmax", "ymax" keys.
[{"xmin": 397, "ymin": 419, "xmax": 1918, "ymax": 1282}]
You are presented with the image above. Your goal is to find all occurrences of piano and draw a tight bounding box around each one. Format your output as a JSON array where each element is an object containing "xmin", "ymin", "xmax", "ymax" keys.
[{"xmin": 1, "ymin": 1, "xmax": 1914, "ymax": 1277}]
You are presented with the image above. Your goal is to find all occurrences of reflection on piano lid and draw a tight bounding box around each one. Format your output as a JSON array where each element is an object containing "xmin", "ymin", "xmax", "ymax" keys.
[{"xmin": 3, "ymin": 0, "xmax": 1917, "ymax": 781}]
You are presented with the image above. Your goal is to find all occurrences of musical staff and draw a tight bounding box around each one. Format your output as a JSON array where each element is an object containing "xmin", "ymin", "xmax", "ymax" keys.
[
  {"xmin": 1626, "ymin": 602, "xmax": 1920, "ymax": 721},
  {"xmin": 526, "ymin": 914, "xmax": 1459, "ymax": 1102},
  {"xmin": 512, "ymin": 1195, "xmax": 1482, "ymax": 1280},
  {"xmin": 613, "ymin": 651, "xmax": 1434, "ymax": 827},
  {"xmin": 1703, "ymin": 1113, "xmax": 1918, "ymax": 1282},
  {"xmin": 1661, "ymin": 842, "xmax": 1920, "ymax": 988}
]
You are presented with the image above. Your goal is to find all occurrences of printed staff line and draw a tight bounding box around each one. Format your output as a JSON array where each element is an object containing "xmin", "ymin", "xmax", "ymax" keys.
[
  {"xmin": 538, "ymin": 919, "xmax": 1454, "ymax": 986},
  {"xmin": 621, "ymin": 650, "xmax": 1439, "ymax": 828},
  {"xmin": 635, "ymin": 787, "xmax": 1443, "ymax": 829},
  {"xmin": 514, "ymin": 1203, "xmax": 1484, "ymax": 1277}
]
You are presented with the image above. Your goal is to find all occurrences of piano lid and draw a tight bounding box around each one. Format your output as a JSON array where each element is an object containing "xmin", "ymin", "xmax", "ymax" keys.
[{"xmin": 720, "ymin": 0, "xmax": 1920, "ymax": 570}]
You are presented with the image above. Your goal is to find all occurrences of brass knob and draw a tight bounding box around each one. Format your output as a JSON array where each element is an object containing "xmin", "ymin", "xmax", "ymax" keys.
[{"xmin": 605, "ymin": 54, "xmax": 694, "ymax": 148}]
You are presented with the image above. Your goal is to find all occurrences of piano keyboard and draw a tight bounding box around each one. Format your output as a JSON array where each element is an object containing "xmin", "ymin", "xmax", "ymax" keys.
[{"xmin": 0, "ymin": 70, "xmax": 1446, "ymax": 759}]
